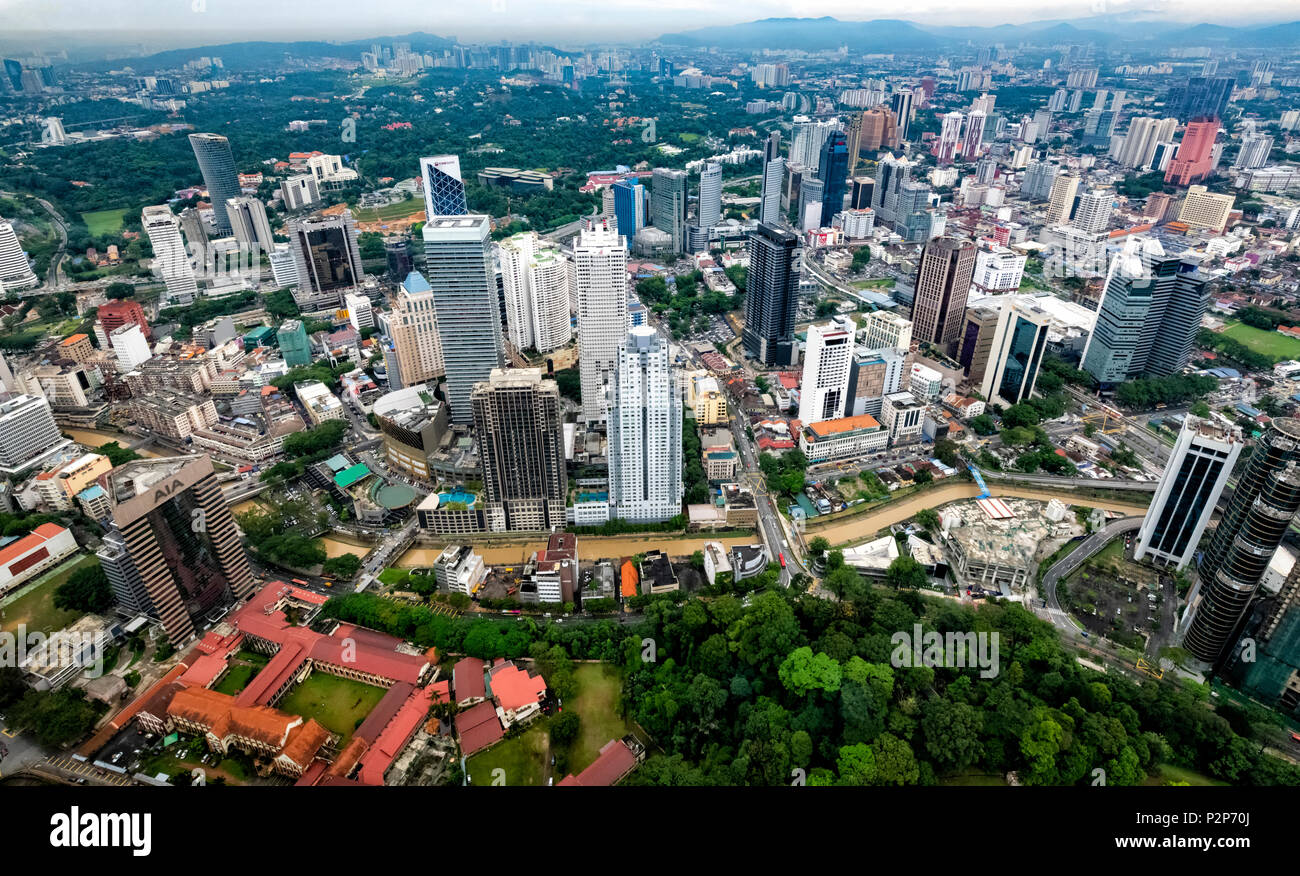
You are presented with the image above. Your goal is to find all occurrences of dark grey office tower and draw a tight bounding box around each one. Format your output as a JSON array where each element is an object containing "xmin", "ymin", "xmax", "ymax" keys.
[
  {"xmin": 1187, "ymin": 419, "xmax": 1300, "ymax": 666},
  {"xmin": 386, "ymin": 235, "xmax": 413, "ymax": 279},
  {"xmin": 849, "ymin": 177, "xmax": 874, "ymax": 210},
  {"xmin": 890, "ymin": 90, "xmax": 914, "ymax": 142},
  {"xmin": 650, "ymin": 168, "xmax": 688, "ymax": 253},
  {"xmin": 188, "ymin": 133, "xmax": 241, "ymax": 235},
  {"xmin": 96, "ymin": 528, "xmax": 156, "ymax": 618},
  {"xmin": 743, "ymin": 223, "xmax": 800, "ymax": 367},
  {"xmin": 1166, "ymin": 76, "xmax": 1233, "ymax": 123}
]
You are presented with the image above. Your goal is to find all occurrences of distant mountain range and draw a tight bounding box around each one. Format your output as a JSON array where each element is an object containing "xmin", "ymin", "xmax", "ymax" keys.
[{"xmin": 657, "ymin": 15, "xmax": 1300, "ymax": 51}]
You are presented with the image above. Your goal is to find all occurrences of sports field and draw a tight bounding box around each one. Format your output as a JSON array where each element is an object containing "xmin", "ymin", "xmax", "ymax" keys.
[
  {"xmin": 1220, "ymin": 321, "xmax": 1300, "ymax": 361},
  {"xmin": 278, "ymin": 673, "xmax": 387, "ymax": 748},
  {"xmin": 81, "ymin": 207, "xmax": 128, "ymax": 236}
]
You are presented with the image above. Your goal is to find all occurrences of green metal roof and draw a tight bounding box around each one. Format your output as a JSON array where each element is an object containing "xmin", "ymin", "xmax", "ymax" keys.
[{"xmin": 334, "ymin": 462, "xmax": 372, "ymax": 488}]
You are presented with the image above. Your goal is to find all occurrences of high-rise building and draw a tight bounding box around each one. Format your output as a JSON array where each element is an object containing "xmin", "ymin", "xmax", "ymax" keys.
[
  {"xmin": 1081, "ymin": 109, "xmax": 1116, "ymax": 148},
  {"xmin": 612, "ymin": 178, "xmax": 645, "ymax": 242},
  {"xmin": 1045, "ymin": 174, "xmax": 1081, "ymax": 225},
  {"xmin": 936, "ymin": 112, "xmax": 963, "ymax": 163},
  {"xmin": 471, "ymin": 368, "xmax": 567, "ymax": 533},
  {"xmin": 0, "ymin": 394, "xmax": 68, "ymax": 477},
  {"xmin": 799, "ymin": 319, "xmax": 855, "ymax": 425},
  {"xmin": 1135, "ymin": 416, "xmax": 1242, "ymax": 571},
  {"xmin": 1176, "ymin": 185, "xmax": 1235, "ymax": 232},
  {"xmin": 980, "ymin": 300, "xmax": 1050, "ymax": 406},
  {"xmin": 1167, "ymin": 76, "xmax": 1233, "ymax": 123},
  {"xmin": 419, "ymin": 155, "xmax": 468, "ymax": 217},
  {"xmin": 911, "ymin": 237, "xmax": 976, "ymax": 356},
  {"xmin": 957, "ymin": 305, "xmax": 1002, "ymax": 385},
  {"xmin": 225, "ymin": 196, "xmax": 273, "ymax": 252},
  {"xmin": 389, "ymin": 270, "xmax": 444, "ymax": 387},
  {"xmin": 280, "ymin": 175, "xmax": 321, "ymax": 211},
  {"xmin": 609, "ymin": 326, "xmax": 683, "ymax": 523},
  {"xmin": 107, "ymin": 455, "xmax": 254, "ymax": 644},
  {"xmin": 1234, "ymin": 122, "xmax": 1274, "ymax": 170},
  {"xmin": 871, "ymin": 153, "xmax": 915, "ymax": 226},
  {"xmin": 890, "ymin": 90, "xmax": 914, "ymax": 142},
  {"xmin": 1071, "ymin": 189, "xmax": 1113, "ymax": 233},
  {"xmin": 1081, "ymin": 237, "xmax": 1208, "ymax": 385},
  {"xmin": 97, "ymin": 299, "xmax": 150, "ymax": 346},
  {"xmin": 422, "ymin": 215, "xmax": 504, "ymax": 424},
  {"xmin": 1119, "ymin": 117, "xmax": 1179, "ymax": 169},
  {"xmin": 759, "ymin": 132, "xmax": 784, "ymax": 225},
  {"xmin": 962, "ymin": 111, "xmax": 987, "ymax": 159},
  {"xmin": 1021, "ymin": 159, "xmax": 1059, "ymax": 201},
  {"xmin": 277, "ymin": 319, "xmax": 312, "ymax": 367},
  {"xmin": 1165, "ymin": 118, "xmax": 1219, "ymax": 187},
  {"xmin": 817, "ymin": 131, "xmax": 849, "ymax": 224},
  {"xmin": 178, "ymin": 207, "xmax": 209, "ymax": 267},
  {"xmin": 862, "ymin": 310, "xmax": 913, "ymax": 351},
  {"xmin": 696, "ymin": 163, "xmax": 722, "ymax": 231},
  {"xmin": 286, "ymin": 210, "xmax": 363, "ymax": 310},
  {"xmin": 96, "ymin": 529, "xmax": 154, "ymax": 618},
  {"xmin": 743, "ymin": 223, "xmax": 800, "ymax": 367},
  {"xmin": 791, "ymin": 116, "xmax": 838, "ymax": 170},
  {"xmin": 385, "ymin": 235, "xmax": 413, "ymax": 279},
  {"xmin": 573, "ymin": 224, "xmax": 629, "ymax": 423},
  {"xmin": 849, "ymin": 177, "xmax": 875, "ymax": 210},
  {"xmin": 1186, "ymin": 419, "xmax": 1300, "ymax": 666},
  {"xmin": 498, "ymin": 232, "xmax": 572, "ymax": 355},
  {"xmin": 187, "ymin": 133, "xmax": 241, "ymax": 234},
  {"xmin": 0, "ymin": 217, "xmax": 40, "ymax": 292},
  {"xmin": 141, "ymin": 205, "xmax": 199, "ymax": 307},
  {"xmin": 650, "ymin": 168, "xmax": 688, "ymax": 253},
  {"xmin": 857, "ymin": 106, "xmax": 899, "ymax": 153},
  {"xmin": 798, "ymin": 178, "xmax": 824, "ymax": 231}
]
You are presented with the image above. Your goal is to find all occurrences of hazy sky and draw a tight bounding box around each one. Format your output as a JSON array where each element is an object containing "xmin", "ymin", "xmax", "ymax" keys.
[{"xmin": 1, "ymin": 0, "xmax": 1297, "ymax": 46}]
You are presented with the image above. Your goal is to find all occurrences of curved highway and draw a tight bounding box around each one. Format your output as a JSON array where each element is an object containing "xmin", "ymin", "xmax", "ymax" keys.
[{"xmin": 1039, "ymin": 516, "xmax": 1144, "ymax": 638}]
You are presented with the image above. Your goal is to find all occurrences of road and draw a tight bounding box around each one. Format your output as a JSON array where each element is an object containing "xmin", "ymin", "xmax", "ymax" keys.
[
  {"xmin": 979, "ymin": 469, "xmax": 1158, "ymax": 492},
  {"xmin": 1038, "ymin": 516, "xmax": 1144, "ymax": 637},
  {"xmin": 0, "ymin": 190, "xmax": 67, "ymax": 290}
]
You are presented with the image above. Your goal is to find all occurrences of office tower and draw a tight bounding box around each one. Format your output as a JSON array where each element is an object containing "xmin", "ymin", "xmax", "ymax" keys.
[
  {"xmin": 936, "ymin": 112, "xmax": 963, "ymax": 163},
  {"xmin": 471, "ymin": 368, "xmax": 567, "ymax": 532},
  {"xmin": 225, "ymin": 196, "xmax": 273, "ymax": 252},
  {"xmin": 871, "ymin": 152, "xmax": 913, "ymax": 225},
  {"xmin": 846, "ymin": 113, "xmax": 864, "ymax": 175},
  {"xmin": 817, "ymin": 131, "xmax": 849, "ymax": 224},
  {"xmin": 1165, "ymin": 118, "xmax": 1219, "ymax": 186},
  {"xmin": 187, "ymin": 133, "xmax": 240, "ymax": 235},
  {"xmin": 1167, "ymin": 76, "xmax": 1233, "ymax": 123},
  {"xmin": 890, "ymin": 90, "xmax": 914, "ymax": 141},
  {"xmin": 277, "ymin": 319, "xmax": 312, "ymax": 367},
  {"xmin": 857, "ymin": 106, "xmax": 899, "ymax": 153},
  {"xmin": 1176, "ymin": 185, "xmax": 1235, "ymax": 233},
  {"xmin": 1081, "ymin": 237, "xmax": 1209, "ymax": 385},
  {"xmin": 97, "ymin": 299, "xmax": 150, "ymax": 346},
  {"xmin": 791, "ymin": 116, "xmax": 838, "ymax": 170},
  {"xmin": 962, "ymin": 111, "xmax": 987, "ymax": 159},
  {"xmin": 344, "ymin": 292, "xmax": 374, "ymax": 332},
  {"xmin": 1235, "ymin": 123, "xmax": 1274, "ymax": 170},
  {"xmin": 863, "ymin": 310, "xmax": 912, "ymax": 351},
  {"xmin": 650, "ymin": 168, "xmax": 688, "ymax": 252},
  {"xmin": 498, "ymin": 232, "xmax": 572, "ymax": 355},
  {"xmin": 974, "ymin": 157, "xmax": 998, "ymax": 185},
  {"xmin": 178, "ymin": 206, "xmax": 209, "ymax": 267},
  {"xmin": 1119, "ymin": 117, "xmax": 1178, "ymax": 169},
  {"xmin": 1135, "ymin": 416, "xmax": 1242, "ymax": 571},
  {"xmin": 268, "ymin": 243, "xmax": 301, "ymax": 288},
  {"xmin": 0, "ymin": 218, "xmax": 39, "ymax": 292},
  {"xmin": 422, "ymin": 215, "xmax": 503, "ymax": 424},
  {"xmin": 419, "ymin": 154, "xmax": 467, "ymax": 217},
  {"xmin": 280, "ymin": 175, "xmax": 321, "ymax": 211},
  {"xmin": 1072, "ymin": 189, "xmax": 1113, "ymax": 233},
  {"xmin": 1021, "ymin": 159, "xmax": 1059, "ymax": 201},
  {"xmin": 696, "ymin": 162, "xmax": 722, "ymax": 232},
  {"xmin": 759, "ymin": 132, "xmax": 784, "ymax": 225},
  {"xmin": 573, "ymin": 224, "xmax": 629, "ymax": 423},
  {"xmin": 609, "ymin": 326, "xmax": 683, "ymax": 523},
  {"xmin": 107, "ymin": 455, "xmax": 254, "ymax": 644},
  {"xmin": 1068, "ymin": 89, "xmax": 1084, "ymax": 113},
  {"xmin": 1186, "ymin": 419, "xmax": 1300, "ymax": 666},
  {"xmin": 850, "ymin": 177, "xmax": 875, "ymax": 210},
  {"xmin": 96, "ymin": 529, "xmax": 154, "ymax": 618},
  {"xmin": 0, "ymin": 394, "xmax": 66, "ymax": 477},
  {"xmin": 980, "ymin": 300, "xmax": 1050, "ymax": 406},
  {"xmin": 798, "ymin": 178, "xmax": 824, "ymax": 231},
  {"xmin": 1045, "ymin": 174, "xmax": 1080, "ymax": 225},
  {"xmin": 141, "ymin": 205, "xmax": 199, "ymax": 307},
  {"xmin": 912, "ymin": 237, "xmax": 976, "ymax": 356},
  {"xmin": 1081, "ymin": 110, "xmax": 1116, "ymax": 148},
  {"xmin": 799, "ymin": 320, "xmax": 854, "ymax": 425},
  {"xmin": 957, "ymin": 305, "xmax": 1001, "ymax": 385},
  {"xmin": 612, "ymin": 178, "xmax": 645, "ymax": 242},
  {"xmin": 286, "ymin": 210, "xmax": 363, "ymax": 310},
  {"xmin": 849, "ymin": 347, "xmax": 907, "ymax": 417},
  {"xmin": 385, "ymin": 235, "xmax": 413, "ymax": 279},
  {"xmin": 389, "ymin": 270, "xmax": 444, "ymax": 387},
  {"xmin": 743, "ymin": 223, "xmax": 800, "ymax": 367}
]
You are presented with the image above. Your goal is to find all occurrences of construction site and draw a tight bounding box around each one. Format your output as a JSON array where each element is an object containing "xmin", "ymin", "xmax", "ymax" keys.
[{"xmin": 937, "ymin": 497, "xmax": 1087, "ymax": 596}]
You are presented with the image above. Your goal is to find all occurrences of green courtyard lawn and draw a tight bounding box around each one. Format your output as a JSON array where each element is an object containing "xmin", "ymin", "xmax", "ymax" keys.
[
  {"xmin": 352, "ymin": 199, "xmax": 423, "ymax": 223},
  {"xmin": 465, "ymin": 722, "xmax": 550, "ymax": 786},
  {"xmin": 0, "ymin": 553, "xmax": 97, "ymax": 635},
  {"xmin": 1220, "ymin": 320, "xmax": 1300, "ymax": 362},
  {"xmin": 564, "ymin": 663, "xmax": 632, "ymax": 775},
  {"xmin": 852, "ymin": 277, "xmax": 895, "ymax": 289},
  {"xmin": 80, "ymin": 207, "xmax": 129, "ymax": 236},
  {"xmin": 212, "ymin": 662, "xmax": 260, "ymax": 696},
  {"xmin": 277, "ymin": 672, "xmax": 387, "ymax": 748}
]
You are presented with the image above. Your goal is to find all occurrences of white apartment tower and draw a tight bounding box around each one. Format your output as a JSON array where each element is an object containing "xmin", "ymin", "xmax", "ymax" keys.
[
  {"xmin": 0, "ymin": 218, "xmax": 39, "ymax": 293},
  {"xmin": 799, "ymin": 320, "xmax": 855, "ymax": 425},
  {"xmin": 573, "ymin": 223, "xmax": 630, "ymax": 424},
  {"xmin": 609, "ymin": 326, "xmax": 684, "ymax": 523},
  {"xmin": 141, "ymin": 205, "xmax": 199, "ymax": 306},
  {"xmin": 863, "ymin": 310, "xmax": 913, "ymax": 351},
  {"xmin": 499, "ymin": 232, "xmax": 573, "ymax": 355}
]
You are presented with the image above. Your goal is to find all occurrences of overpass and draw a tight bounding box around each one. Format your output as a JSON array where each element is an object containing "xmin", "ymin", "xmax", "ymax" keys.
[
  {"xmin": 1039, "ymin": 516, "xmax": 1145, "ymax": 638},
  {"xmin": 978, "ymin": 469, "xmax": 1158, "ymax": 493}
]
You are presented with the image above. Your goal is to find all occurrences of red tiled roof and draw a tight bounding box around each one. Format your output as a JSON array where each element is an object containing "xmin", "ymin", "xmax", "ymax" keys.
[
  {"xmin": 557, "ymin": 739, "xmax": 637, "ymax": 786},
  {"xmin": 0, "ymin": 524, "xmax": 69, "ymax": 567},
  {"xmin": 454, "ymin": 657, "xmax": 486, "ymax": 701},
  {"xmin": 357, "ymin": 683, "xmax": 437, "ymax": 785},
  {"xmin": 489, "ymin": 662, "xmax": 547, "ymax": 712},
  {"xmin": 455, "ymin": 700, "xmax": 503, "ymax": 756}
]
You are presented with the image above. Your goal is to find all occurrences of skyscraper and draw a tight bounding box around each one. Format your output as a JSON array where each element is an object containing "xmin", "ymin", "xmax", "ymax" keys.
[
  {"xmin": 389, "ymin": 270, "xmax": 444, "ymax": 387},
  {"xmin": 1021, "ymin": 159, "xmax": 1060, "ymax": 201},
  {"xmin": 1135, "ymin": 416, "xmax": 1242, "ymax": 571},
  {"xmin": 1167, "ymin": 76, "xmax": 1233, "ymax": 123},
  {"xmin": 498, "ymin": 231, "xmax": 572, "ymax": 355},
  {"xmin": 798, "ymin": 178, "xmax": 824, "ymax": 231},
  {"xmin": 650, "ymin": 168, "xmax": 688, "ymax": 253},
  {"xmin": 573, "ymin": 223, "xmax": 629, "ymax": 424},
  {"xmin": 609, "ymin": 326, "xmax": 683, "ymax": 523},
  {"xmin": 759, "ymin": 132, "xmax": 784, "ymax": 225},
  {"xmin": 743, "ymin": 223, "xmax": 800, "ymax": 367},
  {"xmin": 980, "ymin": 299, "xmax": 1050, "ymax": 406},
  {"xmin": 799, "ymin": 320, "xmax": 855, "ymax": 425},
  {"xmin": 817, "ymin": 131, "xmax": 849, "ymax": 224},
  {"xmin": 1185, "ymin": 419, "xmax": 1300, "ymax": 667},
  {"xmin": 1081, "ymin": 237, "xmax": 1209, "ymax": 385},
  {"xmin": 1234, "ymin": 122, "xmax": 1274, "ymax": 170},
  {"xmin": 0, "ymin": 217, "xmax": 40, "ymax": 292},
  {"xmin": 890, "ymin": 90, "xmax": 914, "ymax": 142},
  {"xmin": 277, "ymin": 319, "xmax": 312, "ymax": 368},
  {"xmin": 286, "ymin": 210, "xmax": 364, "ymax": 310},
  {"xmin": 1045, "ymin": 174, "xmax": 1081, "ymax": 225},
  {"xmin": 188, "ymin": 133, "xmax": 241, "ymax": 235},
  {"xmin": 141, "ymin": 205, "xmax": 199, "ymax": 307},
  {"xmin": 696, "ymin": 163, "xmax": 722, "ymax": 231},
  {"xmin": 1119, "ymin": 117, "xmax": 1179, "ymax": 169},
  {"xmin": 419, "ymin": 155, "xmax": 468, "ymax": 217},
  {"xmin": 0, "ymin": 394, "xmax": 67, "ymax": 477},
  {"xmin": 471, "ymin": 368, "xmax": 567, "ymax": 533},
  {"xmin": 936, "ymin": 112, "xmax": 963, "ymax": 163},
  {"xmin": 911, "ymin": 237, "xmax": 976, "ymax": 356},
  {"xmin": 962, "ymin": 110, "xmax": 987, "ymax": 159},
  {"xmin": 107, "ymin": 455, "xmax": 254, "ymax": 644},
  {"xmin": 1165, "ymin": 118, "xmax": 1219, "ymax": 187},
  {"xmin": 871, "ymin": 153, "xmax": 914, "ymax": 226},
  {"xmin": 225, "ymin": 196, "xmax": 274, "ymax": 252},
  {"xmin": 1071, "ymin": 189, "xmax": 1113, "ymax": 233},
  {"xmin": 612, "ymin": 178, "xmax": 645, "ymax": 242},
  {"xmin": 423, "ymin": 215, "xmax": 504, "ymax": 424}
]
